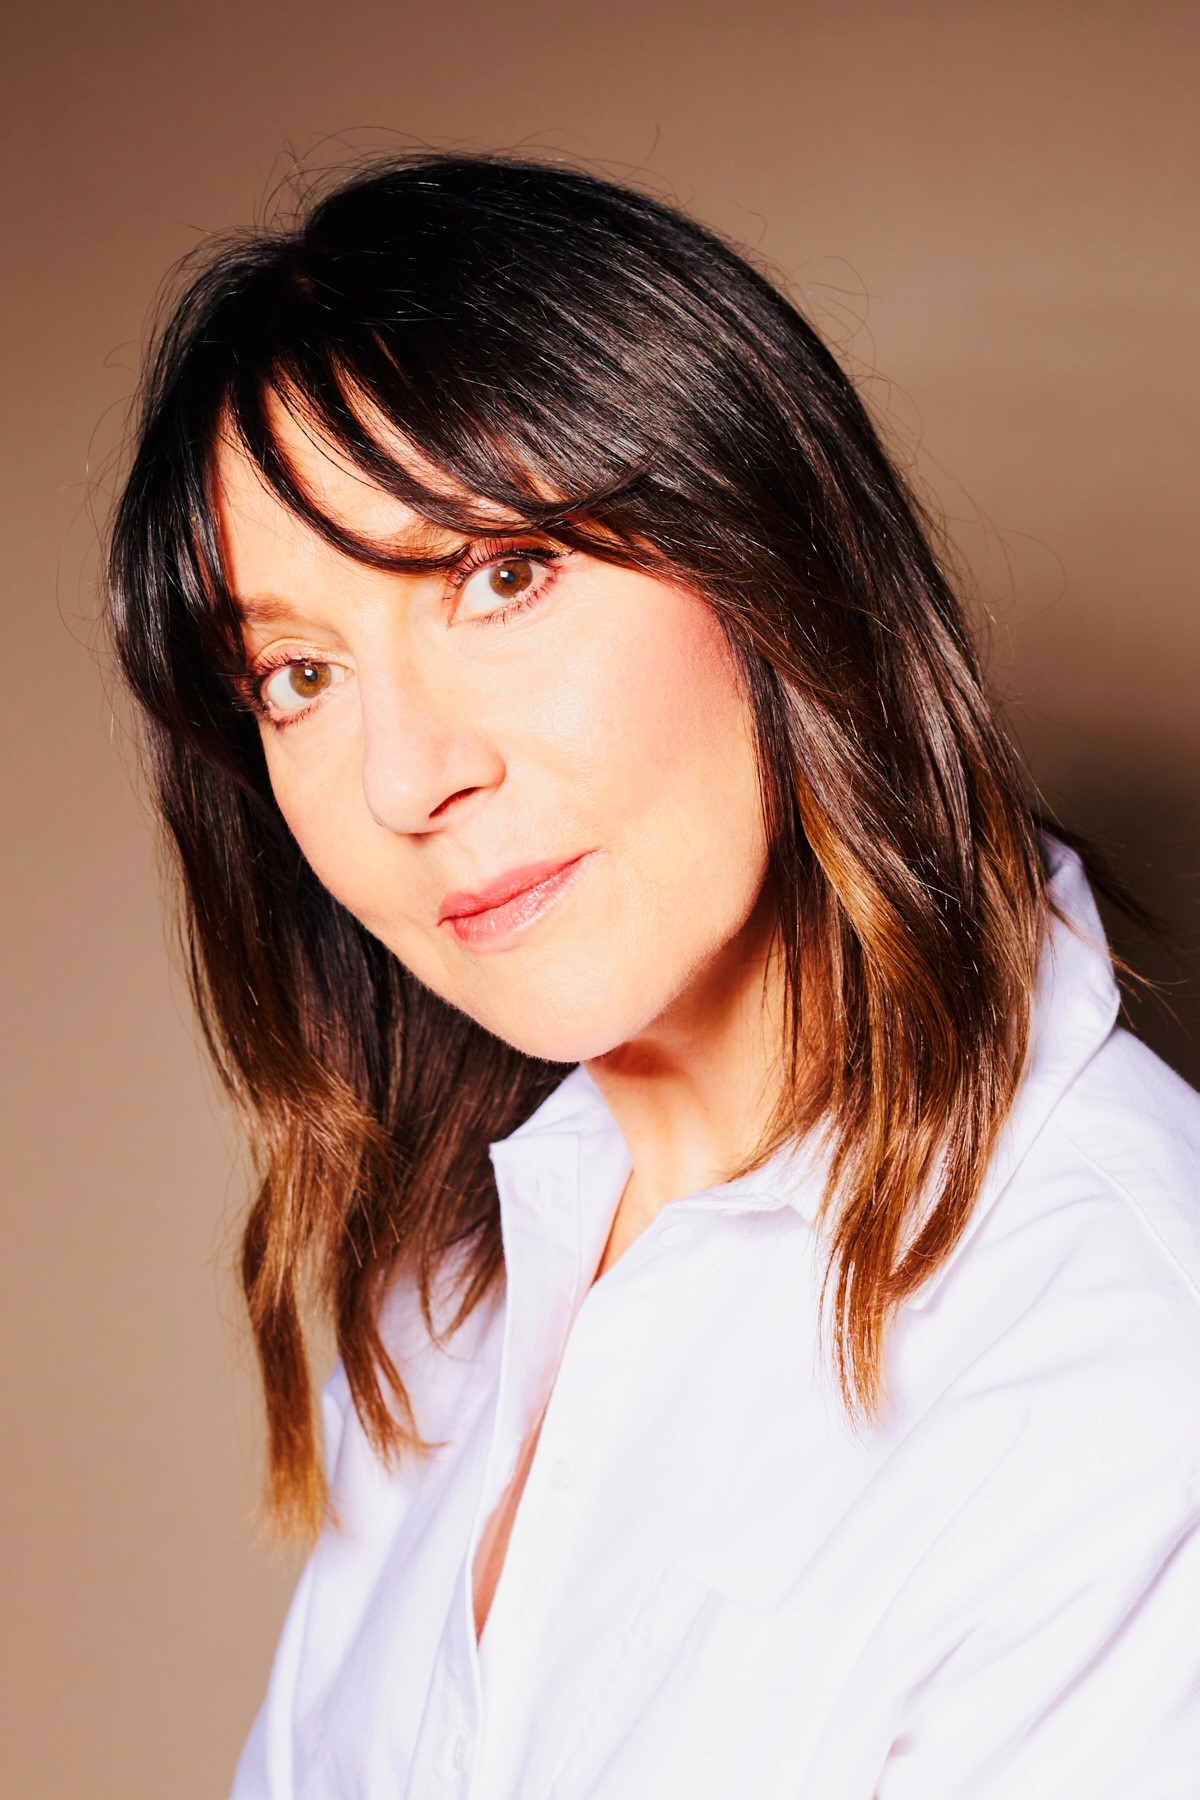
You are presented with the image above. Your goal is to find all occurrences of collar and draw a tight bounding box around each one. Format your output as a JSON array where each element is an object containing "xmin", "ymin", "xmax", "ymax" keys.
[
  {"xmin": 487, "ymin": 835, "xmax": 1120, "ymax": 1295},
  {"xmin": 487, "ymin": 1062, "xmax": 826, "ymax": 1223}
]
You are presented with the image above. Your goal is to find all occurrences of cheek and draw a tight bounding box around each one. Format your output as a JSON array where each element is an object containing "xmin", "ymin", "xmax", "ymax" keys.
[
  {"xmin": 575, "ymin": 591, "xmax": 769, "ymax": 970},
  {"xmin": 251, "ymin": 579, "xmax": 770, "ymax": 1064},
  {"xmin": 259, "ymin": 721, "xmax": 383, "ymax": 918},
  {"xmin": 593, "ymin": 596, "xmax": 764, "ymax": 874}
]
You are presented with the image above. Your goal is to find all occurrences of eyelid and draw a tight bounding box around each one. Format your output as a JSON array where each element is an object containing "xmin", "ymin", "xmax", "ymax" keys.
[
  {"xmin": 446, "ymin": 536, "xmax": 565, "ymax": 591},
  {"xmin": 447, "ymin": 542, "xmax": 568, "ymax": 627},
  {"xmin": 237, "ymin": 647, "xmax": 348, "ymax": 722},
  {"xmin": 233, "ymin": 540, "xmax": 567, "ymax": 719}
]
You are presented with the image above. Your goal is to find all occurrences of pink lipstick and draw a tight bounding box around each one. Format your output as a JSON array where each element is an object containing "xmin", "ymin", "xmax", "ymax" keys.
[{"xmin": 439, "ymin": 852, "xmax": 595, "ymax": 949}]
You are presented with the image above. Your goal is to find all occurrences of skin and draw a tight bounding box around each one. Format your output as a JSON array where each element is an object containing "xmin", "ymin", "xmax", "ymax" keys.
[{"xmin": 215, "ymin": 400, "xmax": 788, "ymax": 1636}]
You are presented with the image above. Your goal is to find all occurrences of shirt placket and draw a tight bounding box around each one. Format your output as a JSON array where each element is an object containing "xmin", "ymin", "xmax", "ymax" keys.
[
  {"xmin": 401, "ymin": 1116, "xmax": 821, "ymax": 1800},
  {"xmin": 402, "ymin": 1119, "xmax": 630, "ymax": 1800},
  {"xmin": 471, "ymin": 1259, "xmax": 667, "ymax": 1797},
  {"xmin": 472, "ymin": 1180, "xmax": 799, "ymax": 1795}
]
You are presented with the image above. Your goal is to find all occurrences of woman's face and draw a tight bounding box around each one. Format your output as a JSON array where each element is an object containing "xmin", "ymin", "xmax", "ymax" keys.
[{"xmin": 214, "ymin": 407, "xmax": 773, "ymax": 1065}]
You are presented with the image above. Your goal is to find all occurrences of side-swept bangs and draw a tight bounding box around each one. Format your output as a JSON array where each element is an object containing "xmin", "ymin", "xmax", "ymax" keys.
[{"xmin": 107, "ymin": 153, "xmax": 1047, "ymax": 1538}]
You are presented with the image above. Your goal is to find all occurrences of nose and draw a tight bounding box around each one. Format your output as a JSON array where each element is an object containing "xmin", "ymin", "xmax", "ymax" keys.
[{"xmin": 357, "ymin": 656, "xmax": 504, "ymax": 834}]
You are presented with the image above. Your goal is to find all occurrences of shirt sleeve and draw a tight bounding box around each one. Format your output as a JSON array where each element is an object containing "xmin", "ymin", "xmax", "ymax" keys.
[
  {"xmin": 226, "ymin": 1361, "xmax": 353, "ymax": 1800},
  {"xmin": 875, "ymin": 1480, "xmax": 1200, "ymax": 1800}
]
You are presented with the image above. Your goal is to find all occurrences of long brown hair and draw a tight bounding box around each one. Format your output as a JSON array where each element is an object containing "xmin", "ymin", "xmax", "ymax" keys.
[{"xmin": 106, "ymin": 153, "xmax": 1047, "ymax": 1539}]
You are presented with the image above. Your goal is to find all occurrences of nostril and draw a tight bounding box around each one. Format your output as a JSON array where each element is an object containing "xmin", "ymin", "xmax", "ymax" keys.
[{"xmin": 430, "ymin": 786, "xmax": 482, "ymax": 820}]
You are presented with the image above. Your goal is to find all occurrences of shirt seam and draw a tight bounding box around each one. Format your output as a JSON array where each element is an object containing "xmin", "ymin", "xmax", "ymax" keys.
[{"xmin": 1046, "ymin": 1116, "xmax": 1200, "ymax": 1316}]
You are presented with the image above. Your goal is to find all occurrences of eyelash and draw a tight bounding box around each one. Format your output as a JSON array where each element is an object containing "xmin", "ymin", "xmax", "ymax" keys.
[
  {"xmin": 238, "ymin": 540, "xmax": 566, "ymax": 727},
  {"xmin": 448, "ymin": 539, "xmax": 565, "ymax": 625},
  {"xmin": 236, "ymin": 651, "xmax": 329, "ymax": 725}
]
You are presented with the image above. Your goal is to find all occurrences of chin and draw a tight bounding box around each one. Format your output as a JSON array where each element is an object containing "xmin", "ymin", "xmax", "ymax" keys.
[
  {"xmin": 466, "ymin": 983, "xmax": 651, "ymax": 1067},
  {"xmin": 480, "ymin": 1012, "xmax": 628, "ymax": 1067}
]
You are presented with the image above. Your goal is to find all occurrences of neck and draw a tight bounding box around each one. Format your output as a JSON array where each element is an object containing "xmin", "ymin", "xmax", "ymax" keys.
[{"xmin": 583, "ymin": 880, "xmax": 788, "ymax": 1228}]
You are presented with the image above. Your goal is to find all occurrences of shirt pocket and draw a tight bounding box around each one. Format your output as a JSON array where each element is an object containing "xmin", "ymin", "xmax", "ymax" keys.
[{"xmin": 627, "ymin": 1553, "xmax": 810, "ymax": 1695}]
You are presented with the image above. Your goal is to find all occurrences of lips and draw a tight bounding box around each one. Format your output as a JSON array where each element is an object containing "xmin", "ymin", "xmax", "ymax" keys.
[{"xmin": 438, "ymin": 854, "xmax": 590, "ymax": 924}]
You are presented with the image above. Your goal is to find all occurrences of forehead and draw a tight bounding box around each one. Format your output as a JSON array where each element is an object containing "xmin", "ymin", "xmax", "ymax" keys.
[{"xmin": 211, "ymin": 388, "xmax": 522, "ymax": 577}]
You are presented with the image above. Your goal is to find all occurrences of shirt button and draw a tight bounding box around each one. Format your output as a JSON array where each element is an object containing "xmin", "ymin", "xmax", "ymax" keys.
[
  {"xmin": 451, "ymin": 1731, "xmax": 468, "ymax": 1772},
  {"xmin": 549, "ymin": 1454, "xmax": 579, "ymax": 1489}
]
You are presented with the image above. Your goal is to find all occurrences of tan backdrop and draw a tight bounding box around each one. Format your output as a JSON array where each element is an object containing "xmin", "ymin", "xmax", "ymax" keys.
[{"xmin": 2, "ymin": 2, "xmax": 1196, "ymax": 1794}]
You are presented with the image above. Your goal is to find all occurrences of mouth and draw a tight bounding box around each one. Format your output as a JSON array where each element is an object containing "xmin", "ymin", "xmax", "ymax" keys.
[{"xmin": 438, "ymin": 851, "xmax": 595, "ymax": 950}]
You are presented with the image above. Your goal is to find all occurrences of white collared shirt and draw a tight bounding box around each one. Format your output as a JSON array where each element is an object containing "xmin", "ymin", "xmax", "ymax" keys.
[{"xmin": 230, "ymin": 839, "xmax": 1200, "ymax": 1800}]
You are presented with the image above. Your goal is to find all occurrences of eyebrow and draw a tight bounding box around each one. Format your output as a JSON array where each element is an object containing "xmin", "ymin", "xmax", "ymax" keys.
[
  {"xmin": 228, "ymin": 527, "xmax": 555, "ymax": 625},
  {"xmin": 231, "ymin": 594, "xmax": 316, "ymax": 628},
  {"xmin": 227, "ymin": 535, "xmax": 467, "ymax": 627}
]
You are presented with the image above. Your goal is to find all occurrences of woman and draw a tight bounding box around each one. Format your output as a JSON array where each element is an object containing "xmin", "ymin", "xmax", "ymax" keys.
[{"xmin": 106, "ymin": 154, "xmax": 1200, "ymax": 1798}]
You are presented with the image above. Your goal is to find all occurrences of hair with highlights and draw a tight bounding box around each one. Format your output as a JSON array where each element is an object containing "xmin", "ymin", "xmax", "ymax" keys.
[{"xmin": 107, "ymin": 154, "xmax": 1049, "ymax": 1538}]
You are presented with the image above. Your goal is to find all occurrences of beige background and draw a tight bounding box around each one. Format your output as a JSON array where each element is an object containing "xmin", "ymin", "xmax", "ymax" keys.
[{"xmin": 2, "ymin": 1, "xmax": 1197, "ymax": 1794}]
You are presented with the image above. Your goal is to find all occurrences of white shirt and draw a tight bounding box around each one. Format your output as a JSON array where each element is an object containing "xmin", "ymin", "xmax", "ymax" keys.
[{"xmin": 230, "ymin": 838, "xmax": 1200, "ymax": 1800}]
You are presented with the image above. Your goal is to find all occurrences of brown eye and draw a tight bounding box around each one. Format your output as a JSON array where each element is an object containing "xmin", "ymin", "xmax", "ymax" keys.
[
  {"xmin": 456, "ymin": 552, "xmax": 557, "ymax": 624},
  {"xmin": 288, "ymin": 661, "xmax": 331, "ymax": 697},
  {"xmin": 260, "ymin": 659, "xmax": 344, "ymax": 718},
  {"xmin": 488, "ymin": 557, "xmax": 535, "ymax": 597}
]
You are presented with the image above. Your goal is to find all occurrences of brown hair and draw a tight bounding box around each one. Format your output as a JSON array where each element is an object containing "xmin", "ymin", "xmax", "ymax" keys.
[{"xmin": 106, "ymin": 153, "xmax": 1047, "ymax": 1539}]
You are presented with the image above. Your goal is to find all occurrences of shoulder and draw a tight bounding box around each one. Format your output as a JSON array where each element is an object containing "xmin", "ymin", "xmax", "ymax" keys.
[
  {"xmin": 1046, "ymin": 1024, "xmax": 1200, "ymax": 1302},
  {"xmin": 921, "ymin": 1022, "xmax": 1200, "ymax": 1343},
  {"xmin": 1001, "ymin": 1023, "xmax": 1200, "ymax": 1358},
  {"xmin": 870, "ymin": 1036, "xmax": 1200, "ymax": 1792},
  {"xmin": 898, "ymin": 1028, "xmax": 1200, "ymax": 1507}
]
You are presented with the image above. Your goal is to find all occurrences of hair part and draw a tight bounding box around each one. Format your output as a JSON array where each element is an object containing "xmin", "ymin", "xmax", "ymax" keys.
[{"xmin": 107, "ymin": 152, "xmax": 1047, "ymax": 1539}]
